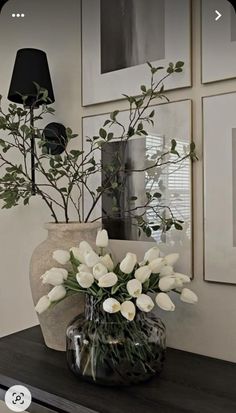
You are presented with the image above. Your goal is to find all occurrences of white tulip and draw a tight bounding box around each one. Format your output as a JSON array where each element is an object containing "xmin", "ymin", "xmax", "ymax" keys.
[
  {"xmin": 159, "ymin": 265, "xmax": 174, "ymax": 277},
  {"xmin": 103, "ymin": 298, "xmax": 121, "ymax": 313},
  {"xmin": 159, "ymin": 276, "xmax": 177, "ymax": 292},
  {"xmin": 70, "ymin": 241, "xmax": 92, "ymax": 264},
  {"xmin": 79, "ymin": 241, "xmax": 93, "ymax": 253},
  {"xmin": 52, "ymin": 249, "xmax": 70, "ymax": 265},
  {"xmin": 120, "ymin": 252, "xmax": 137, "ymax": 274},
  {"xmin": 156, "ymin": 293, "xmax": 175, "ymax": 311},
  {"xmin": 127, "ymin": 279, "xmax": 142, "ymax": 297},
  {"xmin": 35, "ymin": 296, "xmax": 51, "ymax": 314},
  {"xmin": 148, "ymin": 257, "xmax": 164, "ymax": 274},
  {"xmin": 70, "ymin": 247, "xmax": 85, "ymax": 263},
  {"xmin": 120, "ymin": 301, "xmax": 136, "ymax": 321},
  {"xmin": 98, "ymin": 272, "xmax": 118, "ymax": 288},
  {"xmin": 76, "ymin": 272, "xmax": 94, "ymax": 288},
  {"xmin": 164, "ymin": 253, "xmax": 179, "ymax": 266},
  {"xmin": 180, "ymin": 288, "xmax": 198, "ymax": 304},
  {"xmin": 144, "ymin": 246, "xmax": 160, "ymax": 263},
  {"xmin": 77, "ymin": 264, "xmax": 91, "ymax": 273},
  {"xmin": 136, "ymin": 294, "xmax": 154, "ymax": 312},
  {"xmin": 41, "ymin": 267, "xmax": 68, "ymax": 286},
  {"xmin": 96, "ymin": 229, "xmax": 109, "ymax": 248},
  {"xmin": 93, "ymin": 263, "xmax": 108, "ymax": 280},
  {"xmin": 100, "ymin": 254, "xmax": 114, "ymax": 271},
  {"xmin": 134, "ymin": 266, "xmax": 151, "ymax": 283},
  {"xmin": 48, "ymin": 285, "xmax": 67, "ymax": 302},
  {"xmin": 174, "ymin": 273, "xmax": 191, "ymax": 284},
  {"xmin": 84, "ymin": 250, "xmax": 100, "ymax": 267}
]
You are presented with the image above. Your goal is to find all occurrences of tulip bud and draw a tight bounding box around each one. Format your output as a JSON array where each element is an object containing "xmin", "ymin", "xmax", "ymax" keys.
[
  {"xmin": 159, "ymin": 265, "xmax": 174, "ymax": 277},
  {"xmin": 48, "ymin": 285, "xmax": 67, "ymax": 302},
  {"xmin": 159, "ymin": 276, "xmax": 177, "ymax": 292},
  {"xmin": 120, "ymin": 301, "xmax": 136, "ymax": 321},
  {"xmin": 70, "ymin": 242, "xmax": 93, "ymax": 264},
  {"xmin": 136, "ymin": 294, "xmax": 154, "ymax": 312},
  {"xmin": 70, "ymin": 247, "xmax": 85, "ymax": 263},
  {"xmin": 120, "ymin": 252, "xmax": 137, "ymax": 274},
  {"xmin": 52, "ymin": 249, "xmax": 70, "ymax": 265},
  {"xmin": 41, "ymin": 268, "xmax": 68, "ymax": 286},
  {"xmin": 100, "ymin": 254, "xmax": 114, "ymax": 271},
  {"xmin": 127, "ymin": 279, "xmax": 142, "ymax": 297},
  {"xmin": 103, "ymin": 298, "xmax": 121, "ymax": 313},
  {"xmin": 76, "ymin": 272, "xmax": 94, "ymax": 288},
  {"xmin": 98, "ymin": 272, "xmax": 118, "ymax": 288},
  {"xmin": 164, "ymin": 253, "xmax": 179, "ymax": 266},
  {"xmin": 134, "ymin": 266, "xmax": 151, "ymax": 283},
  {"xmin": 79, "ymin": 241, "xmax": 93, "ymax": 253},
  {"xmin": 174, "ymin": 273, "xmax": 191, "ymax": 283},
  {"xmin": 144, "ymin": 246, "xmax": 160, "ymax": 263},
  {"xmin": 148, "ymin": 257, "xmax": 164, "ymax": 274},
  {"xmin": 180, "ymin": 288, "xmax": 198, "ymax": 304},
  {"xmin": 77, "ymin": 264, "xmax": 91, "ymax": 273},
  {"xmin": 96, "ymin": 229, "xmax": 109, "ymax": 248},
  {"xmin": 35, "ymin": 296, "xmax": 51, "ymax": 314},
  {"xmin": 93, "ymin": 263, "xmax": 108, "ymax": 280},
  {"xmin": 84, "ymin": 250, "xmax": 100, "ymax": 267},
  {"xmin": 156, "ymin": 293, "xmax": 175, "ymax": 311}
]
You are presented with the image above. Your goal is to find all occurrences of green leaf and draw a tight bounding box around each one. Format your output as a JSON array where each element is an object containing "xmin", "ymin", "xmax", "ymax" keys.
[
  {"xmin": 149, "ymin": 110, "xmax": 155, "ymax": 118},
  {"xmin": 174, "ymin": 223, "xmax": 183, "ymax": 230},
  {"xmin": 130, "ymin": 196, "xmax": 138, "ymax": 201},
  {"xmin": 137, "ymin": 122, "xmax": 143, "ymax": 131},
  {"xmin": 103, "ymin": 119, "xmax": 110, "ymax": 127},
  {"xmin": 145, "ymin": 227, "xmax": 152, "ymax": 237},
  {"xmin": 175, "ymin": 61, "xmax": 184, "ymax": 68},
  {"xmin": 99, "ymin": 128, "xmax": 107, "ymax": 139},
  {"xmin": 107, "ymin": 132, "xmax": 114, "ymax": 141},
  {"xmin": 171, "ymin": 139, "xmax": 177, "ymax": 150},
  {"xmin": 151, "ymin": 225, "xmax": 161, "ymax": 231},
  {"xmin": 153, "ymin": 192, "xmax": 162, "ymax": 199},
  {"xmin": 70, "ymin": 149, "xmax": 83, "ymax": 157},
  {"xmin": 141, "ymin": 85, "xmax": 146, "ymax": 92},
  {"xmin": 110, "ymin": 110, "xmax": 119, "ymax": 121}
]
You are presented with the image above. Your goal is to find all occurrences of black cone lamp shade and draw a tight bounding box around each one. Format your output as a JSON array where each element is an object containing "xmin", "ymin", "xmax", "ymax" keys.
[
  {"xmin": 8, "ymin": 48, "xmax": 55, "ymax": 107},
  {"xmin": 8, "ymin": 48, "xmax": 55, "ymax": 195}
]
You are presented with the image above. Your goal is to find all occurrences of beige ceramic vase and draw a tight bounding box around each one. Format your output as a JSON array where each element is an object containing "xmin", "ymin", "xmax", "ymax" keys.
[{"xmin": 29, "ymin": 222, "xmax": 101, "ymax": 351}]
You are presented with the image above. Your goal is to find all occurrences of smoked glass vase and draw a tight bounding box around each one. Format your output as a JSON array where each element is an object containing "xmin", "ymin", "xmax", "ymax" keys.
[{"xmin": 66, "ymin": 296, "xmax": 166, "ymax": 386}]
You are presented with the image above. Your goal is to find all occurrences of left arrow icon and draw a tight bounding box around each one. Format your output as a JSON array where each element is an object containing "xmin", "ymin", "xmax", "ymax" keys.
[{"xmin": 215, "ymin": 9, "xmax": 222, "ymax": 21}]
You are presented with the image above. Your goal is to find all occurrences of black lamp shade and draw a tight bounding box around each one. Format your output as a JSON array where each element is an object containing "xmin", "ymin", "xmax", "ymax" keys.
[{"xmin": 8, "ymin": 48, "xmax": 55, "ymax": 107}]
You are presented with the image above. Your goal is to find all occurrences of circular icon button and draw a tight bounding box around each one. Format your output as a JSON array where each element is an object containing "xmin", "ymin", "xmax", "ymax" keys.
[{"xmin": 5, "ymin": 385, "xmax": 32, "ymax": 412}]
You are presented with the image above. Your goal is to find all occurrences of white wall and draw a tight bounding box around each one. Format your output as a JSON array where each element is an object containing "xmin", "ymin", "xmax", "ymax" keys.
[
  {"xmin": 0, "ymin": 0, "xmax": 81, "ymax": 336},
  {"xmin": 0, "ymin": 0, "xmax": 236, "ymax": 363}
]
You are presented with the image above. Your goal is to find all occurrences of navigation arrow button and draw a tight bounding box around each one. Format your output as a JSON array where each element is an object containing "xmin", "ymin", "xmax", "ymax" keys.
[{"xmin": 215, "ymin": 10, "xmax": 222, "ymax": 21}]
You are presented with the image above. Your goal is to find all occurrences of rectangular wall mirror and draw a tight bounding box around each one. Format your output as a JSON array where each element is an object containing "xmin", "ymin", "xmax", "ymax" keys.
[{"xmin": 83, "ymin": 99, "xmax": 192, "ymax": 274}]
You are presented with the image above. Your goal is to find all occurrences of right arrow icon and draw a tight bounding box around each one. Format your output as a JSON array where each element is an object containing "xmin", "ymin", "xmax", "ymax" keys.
[{"xmin": 215, "ymin": 10, "xmax": 222, "ymax": 21}]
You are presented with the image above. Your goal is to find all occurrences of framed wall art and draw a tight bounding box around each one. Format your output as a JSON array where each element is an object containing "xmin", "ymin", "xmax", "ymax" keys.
[
  {"xmin": 203, "ymin": 92, "xmax": 236, "ymax": 284},
  {"xmin": 202, "ymin": 0, "xmax": 236, "ymax": 83},
  {"xmin": 82, "ymin": 0, "xmax": 191, "ymax": 105},
  {"xmin": 82, "ymin": 100, "xmax": 192, "ymax": 275}
]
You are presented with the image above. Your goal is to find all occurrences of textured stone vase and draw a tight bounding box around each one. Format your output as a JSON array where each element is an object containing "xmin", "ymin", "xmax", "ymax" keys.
[{"xmin": 30, "ymin": 222, "xmax": 101, "ymax": 351}]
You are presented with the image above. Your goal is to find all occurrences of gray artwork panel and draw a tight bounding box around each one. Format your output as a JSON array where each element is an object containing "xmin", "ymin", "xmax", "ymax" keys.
[
  {"xmin": 100, "ymin": 0, "xmax": 165, "ymax": 73},
  {"xmin": 231, "ymin": 7, "xmax": 236, "ymax": 42},
  {"xmin": 233, "ymin": 129, "xmax": 236, "ymax": 246}
]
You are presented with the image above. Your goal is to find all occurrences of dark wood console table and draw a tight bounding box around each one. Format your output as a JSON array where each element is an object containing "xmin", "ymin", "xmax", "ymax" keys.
[{"xmin": 0, "ymin": 326, "xmax": 235, "ymax": 413}]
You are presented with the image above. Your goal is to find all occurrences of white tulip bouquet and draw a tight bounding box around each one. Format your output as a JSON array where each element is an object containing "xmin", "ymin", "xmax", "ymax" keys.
[
  {"xmin": 35, "ymin": 229, "xmax": 198, "ymax": 383},
  {"xmin": 36, "ymin": 228, "xmax": 198, "ymax": 318}
]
